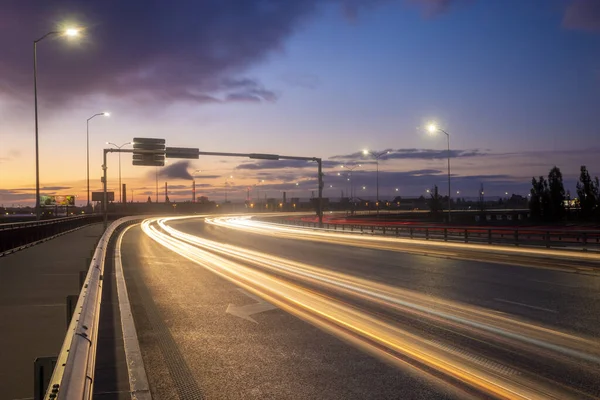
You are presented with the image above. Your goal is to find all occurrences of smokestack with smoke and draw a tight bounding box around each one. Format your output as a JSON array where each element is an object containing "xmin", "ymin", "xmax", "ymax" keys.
[{"xmin": 157, "ymin": 161, "xmax": 193, "ymax": 180}]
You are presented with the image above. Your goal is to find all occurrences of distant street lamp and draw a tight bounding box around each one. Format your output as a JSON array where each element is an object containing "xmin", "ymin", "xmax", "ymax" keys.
[
  {"xmin": 254, "ymin": 179, "xmax": 265, "ymax": 204},
  {"xmin": 224, "ymin": 175, "xmax": 234, "ymax": 202},
  {"xmin": 427, "ymin": 123, "xmax": 452, "ymax": 222},
  {"xmin": 34, "ymin": 27, "xmax": 80, "ymax": 219},
  {"xmin": 106, "ymin": 141, "xmax": 131, "ymax": 203},
  {"xmin": 362, "ymin": 150, "xmax": 389, "ymax": 214},
  {"xmin": 340, "ymin": 164, "xmax": 361, "ymax": 201},
  {"xmin": 87, "ymin": 113, "xmax": 110, "ymax": 206}
]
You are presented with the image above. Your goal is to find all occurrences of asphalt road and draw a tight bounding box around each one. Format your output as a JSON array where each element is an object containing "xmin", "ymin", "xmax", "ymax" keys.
[{"xmin": 121, "ymin": 216, "xmax": 600, "ymax": 399}]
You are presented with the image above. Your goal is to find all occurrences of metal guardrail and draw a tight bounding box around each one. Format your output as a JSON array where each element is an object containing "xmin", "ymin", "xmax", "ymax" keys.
[
  {"xmin": 43, "ymin": 217, "xmax": 140, "ymax": 400},
  {"xmin": 279, "ymin": 220, "xmax": 600, "ymax": 251},
  {"xmin": 0, "ymin": 215, "xmax": 103, "ymax": 255}
]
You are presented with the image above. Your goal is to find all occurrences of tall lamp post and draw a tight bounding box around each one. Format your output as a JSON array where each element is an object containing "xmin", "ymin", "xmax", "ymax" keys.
[
  {"xmin": 362, "ymin": 150, "xmax": 389, "ymax": 215},
  {"xmin": 33, "ymin": 27, "xmax": 80, "ymax": 219},
  {"xmin": 106, "ymin": 141, "xmax": 131, "ymax": 203},
  {"xmin": 86, "ymin": 113, "xmax": 110, "ymax": 206},
  {"xmin": 427, "ymin": 123, "xmax": 452, "ymax": 223},
  {"xmin": 340, "ymin": 164, "xmax": 361, "ymax": 202}
]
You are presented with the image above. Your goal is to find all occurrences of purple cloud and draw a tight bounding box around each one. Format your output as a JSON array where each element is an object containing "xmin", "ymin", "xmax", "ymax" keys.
[
  {"xmin": 563, "ymin": 0, "xmax": 600, "ymax": 32},
  {"xmin": 0, "ymin": 1, "xmax": 392, "ymax": 107}
]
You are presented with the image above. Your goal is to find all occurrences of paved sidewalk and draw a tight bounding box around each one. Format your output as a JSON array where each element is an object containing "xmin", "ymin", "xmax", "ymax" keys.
[{"xmin": 0, "ymin": 224, "xmax": 105, "ymax": 400}]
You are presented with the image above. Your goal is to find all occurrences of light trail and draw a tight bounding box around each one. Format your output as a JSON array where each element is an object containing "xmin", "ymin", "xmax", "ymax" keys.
[
  {"xmin": 141, "ymin": 216, "xmax": 600, "ymax": 399},
  {"xmin": 205, "ymin": 215, "xmax": 600, "ymax": 264}
]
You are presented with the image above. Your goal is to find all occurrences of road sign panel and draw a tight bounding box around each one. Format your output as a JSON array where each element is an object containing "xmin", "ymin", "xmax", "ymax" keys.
[
  {"xmin": 132, "ymin": 138, "xmax": 166, "ymax": 166},
  {"xmin": 249, "ymin": 153, "xmax": 279, "ymax": 160},
  {"xmin": 133, "ymin": 143, "xmax": 165, "ymax": 150},
  {"xmin": 133, "ymin": 137, "xmax": 165, "ymax": 145},
  {"xmin": 132, "ymin": 153, "xmax": 165, "ymax": 167},
  {"xmin": 165, "ymin": 147, "xmax": 199, "ymax": 159},
  {"xmin": 132, "ymin": 160, "xmax": 164, "ymax": 167},
  {"xmin": 132, "ymin": 154, "xmax": 165, "ymax": 161}
]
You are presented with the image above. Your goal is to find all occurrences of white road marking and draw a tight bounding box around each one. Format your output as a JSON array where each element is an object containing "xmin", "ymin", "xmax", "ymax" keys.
[
  {"xmin": 116, "ymin": 225, "xmax": 152, "ymax": 400},
  {"xmin": 226, "ymin": 288, "xmax": 277, "ymax": 323},
  {"xmin": 494, "ymin": 298, "xmax": 557, "ymax": 313}
]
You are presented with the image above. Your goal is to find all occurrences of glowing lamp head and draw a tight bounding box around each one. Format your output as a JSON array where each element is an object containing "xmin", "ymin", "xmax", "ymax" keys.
[
  {"xmin": 103, "ymin": 112, "xmax": 110, "ymax": 117},
  {"xmin": 362, "ymin": 149, "xmax": 369, "ymax": 155},
  {"xmin": 64, "ymin": 28, "xmax": 80, "ymax": 37},
  {"xmin": 427, "ymin": 124, "xmax": 438, "ymax": 133}
]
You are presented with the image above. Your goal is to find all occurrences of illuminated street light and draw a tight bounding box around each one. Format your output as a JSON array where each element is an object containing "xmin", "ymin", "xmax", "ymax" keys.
[
  {"xmin": 424, "ymin": 122, "xmax": 452, "ymax": 222},
  {"xmin": 86, "ymin": 112, "xmax": 110, "ymax": 207},
  {"xmin": 33, "ymin": 25, "xmax": 83, "ymax": 219},
  {"xmin": 65, "ymin": 28, "xmax": 80, "ymax": 37}
]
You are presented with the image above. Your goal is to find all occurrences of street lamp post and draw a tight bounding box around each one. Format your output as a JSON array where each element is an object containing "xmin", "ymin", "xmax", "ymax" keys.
[
  {"xmin": 87, "ymin": 113, "xmax": 109, "ymax": 207},
  {"xmin": 33, "ymin": 27, "xmax": 80, "ymax": 219},
  {"xmin": 225, "ymin": 175, "xmax": 233, "ymax": 202},
  {"xmin": 362, "ymin": 150, "xmax": 389, "ymax": 215},
  {"xmin": 106, "ymin": 141, "xmax": 131, "ymax": 203},
  {"xmin": 340, "ymin": 164, "xmax": 361, "ymax": 202},
  {"xmin": 427, "ymin": 124, "xmax": 452, "ymax": 223}
]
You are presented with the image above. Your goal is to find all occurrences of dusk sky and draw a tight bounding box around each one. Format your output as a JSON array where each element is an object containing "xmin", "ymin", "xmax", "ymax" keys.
[{"xmin": 1, "ymin": 0, "xmax": 599, "ymax": 205}]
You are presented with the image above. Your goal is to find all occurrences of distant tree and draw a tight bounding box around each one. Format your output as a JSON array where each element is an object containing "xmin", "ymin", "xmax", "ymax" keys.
[
  {"xmin": 147, "ymin": 196, "xmax": 152, "ymax": 203},
  {"xmin": 547, "ymin": 166, "xmax": 565, "ymax": 221},
  {"xmin": 428, "ymin": 185, "xmax": 442, "ymax": 215},
  {"xmin": 530, "ymin": 176, "xmax": 549, "ymax": 221},
  {"xmin": 576, "ymin": 166, "xmax": 599, "ymax": 217}
]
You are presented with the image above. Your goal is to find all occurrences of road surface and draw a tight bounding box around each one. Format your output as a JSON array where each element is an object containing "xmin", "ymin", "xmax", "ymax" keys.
[{"xmin": 119, "ymin": 215, "xmax": 600, "ymax": 399}]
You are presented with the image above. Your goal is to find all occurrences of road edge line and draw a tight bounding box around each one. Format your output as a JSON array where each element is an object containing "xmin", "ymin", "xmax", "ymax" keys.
[{"xmin": 116, "ymin": 224, "xmax": 152, "ymax": 400}]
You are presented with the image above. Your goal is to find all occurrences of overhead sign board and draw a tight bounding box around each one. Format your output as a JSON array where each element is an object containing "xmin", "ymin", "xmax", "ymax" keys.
[
  {"xmin": 40, "ymin": 195, "xmax": 76, "ymax": 206},
  {"xmin": 165, "ymin": 147, "xmax": 199, "ymax": 159},
  {"xmin": 249, "ymin": 153, "xmax": 279, "ymax": 160},
  {"xmin": 132, "ymin": 137, "xmax": 165, "ymax": 166},
  {"xmin": 92, "ymin": 192, "xmax": 114, "ymax": 202},
  {"xmin": 132, "ymin": 153, "xmax": 165, "ymax": 167}
]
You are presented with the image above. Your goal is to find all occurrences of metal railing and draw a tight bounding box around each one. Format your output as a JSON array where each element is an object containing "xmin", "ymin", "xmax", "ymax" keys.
[
  {"xmin": 277, "ymin": 220, "xmax": 600, "ymax": 251},
  {"xmin": 43, "ymin": 217, "xmax": 140, "ymax": 400},
  {"xmin": 0, "ymin": 215, "xmax": 103, "ymax": 255}
]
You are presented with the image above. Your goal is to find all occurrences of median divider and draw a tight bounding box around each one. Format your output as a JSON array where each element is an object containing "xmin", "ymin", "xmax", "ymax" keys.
[{"xmin": 41, "ymin": 216, "xmax": 141, "ymax": 400}]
